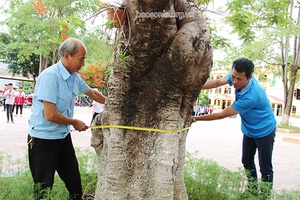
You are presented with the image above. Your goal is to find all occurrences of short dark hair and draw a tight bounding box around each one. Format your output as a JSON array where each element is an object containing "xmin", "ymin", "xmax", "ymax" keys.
[
  {"xmin": 232, "ymin": 57, "xmax": 254, "ymax": 79},
  {"xmin": 8, "ymin": 83, "xmax": 13, "ymax": 86}
]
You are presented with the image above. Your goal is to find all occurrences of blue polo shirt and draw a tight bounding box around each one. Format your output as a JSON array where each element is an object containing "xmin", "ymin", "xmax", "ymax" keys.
[
  {"xmin": 226, "ymin": 74, "xmax": 276, "ymax": 138},
  {"xmin": 28, "ymin": 61, "xmax": 90, "ymax": 139}
]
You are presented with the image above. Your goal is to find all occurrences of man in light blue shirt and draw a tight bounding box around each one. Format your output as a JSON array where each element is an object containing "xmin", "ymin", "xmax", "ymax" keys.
[
  {"xmin": 191, "ymin": 57, "xmax": 276, "ymax": 198},
  {"xmin": 28, "ymin": 38, "xmax": 106, "ymax": 200}
]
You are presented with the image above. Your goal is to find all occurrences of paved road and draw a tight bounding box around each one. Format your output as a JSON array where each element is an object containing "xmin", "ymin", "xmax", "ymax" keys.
[
  {"xmin": 188, "ymin": 115, "xmax": 300, "ymax": 192},
  {"xmin": 1, "ymin": 106, "xmax": 300, "ymax": 192}
]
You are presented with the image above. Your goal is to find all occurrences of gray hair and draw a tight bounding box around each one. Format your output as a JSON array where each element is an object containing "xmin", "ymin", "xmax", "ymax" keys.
[{"xmin": 58, "ymin": 38, "xmax": 86, "ymax": 58}]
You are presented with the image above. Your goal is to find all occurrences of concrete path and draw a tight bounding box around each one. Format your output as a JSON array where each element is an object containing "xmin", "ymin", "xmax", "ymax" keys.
[{"xmin": 1, "ymin": 106, "xmax": 299, "ymax": 192}]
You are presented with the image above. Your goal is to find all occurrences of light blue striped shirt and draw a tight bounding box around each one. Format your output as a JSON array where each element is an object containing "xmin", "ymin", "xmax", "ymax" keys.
[{"xmin": 28, "ymin": 61, "xmax": 90, "ymax": 139}]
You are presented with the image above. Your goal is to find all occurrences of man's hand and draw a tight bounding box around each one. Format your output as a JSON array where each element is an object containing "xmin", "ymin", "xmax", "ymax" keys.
[
  {"xmin": 72, "ymin": 119, "xmax": 89, "ymax": 132},
  {"xmin": 189, "ymin": 117, "xmax": 196, "ymax": 125}
]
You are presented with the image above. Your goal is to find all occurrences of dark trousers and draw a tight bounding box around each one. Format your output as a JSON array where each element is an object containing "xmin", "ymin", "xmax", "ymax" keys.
[
  {"xmin": 6, "ymin": 104, "xmax": 14, "ymax": 122},
  {"xmin": 91, "ymin": 112, "xmax": 99, "ymax": 125},
  {"xmin": 15, "ymin": 104, "xmax": 23, "ymax": 115},
  {"xmin": 3, "ymin": 98, "xmax": 6, "ymax": 110},
  {"xmin": 28, "ymin": 134, "xmax": 83, "ymax": 200},
  {"xmin": 242, "ymin": 130, "xmax": 275, "ymax": 187}
]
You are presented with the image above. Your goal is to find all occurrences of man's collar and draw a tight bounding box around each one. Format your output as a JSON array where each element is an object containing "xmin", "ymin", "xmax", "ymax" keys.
[
  {"xmin": 238, "ymin": 77, "xmax": 252, "ymax": 95},
  {"xmin": 58, "ymin": 60, "xmax": 71, "ymax": 80}
]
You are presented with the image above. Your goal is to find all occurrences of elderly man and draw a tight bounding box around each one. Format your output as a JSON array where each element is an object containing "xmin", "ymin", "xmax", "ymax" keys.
[{"xmin": 28, "ymin": 38, "xmax": 106, "ymax": 200}]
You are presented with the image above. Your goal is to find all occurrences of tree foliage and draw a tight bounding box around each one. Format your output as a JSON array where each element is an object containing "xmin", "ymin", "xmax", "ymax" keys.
[
  {"xmin": 78, "ymin": 62, "xmax": 107, "ymax": 89},
  {"xmin": 1, "ymin": 0, "xmax": 108, "ymax": 75},
  {"xmin": 225, "ymin": 0, "xmax": 300, "ymax": 122},
  {"xmin": 0, "ymin": 32, "xmax": 39, "ymax": 81},
  {"xmin": 0, "ymin": 32, "xmax": 10, "ymax": 60},
  {"xmin": 197, "ymin": 90, "xmax": 210, "ymax": 106},
  {"xmin": 82, "ymin": 31, "xmax": 114, "ymax": 66},
  {"xmin": 6, "ymin": 48, "xmax": 40, "ymax": 79}
]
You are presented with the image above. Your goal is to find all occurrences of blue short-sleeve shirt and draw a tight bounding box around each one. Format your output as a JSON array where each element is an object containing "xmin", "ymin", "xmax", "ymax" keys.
[
  {"xmin": 28, "ymin": 61, "xmax": 90, "ymax": 139},
  {"xmin": 225, "ymin": 74, "xmax": 276, "ymax": 138}
]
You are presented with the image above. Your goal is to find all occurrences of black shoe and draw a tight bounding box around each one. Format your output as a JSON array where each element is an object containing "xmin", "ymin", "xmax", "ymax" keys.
[{"xmin": 83, "ymin": 194, "xmax": 94, "ymax": 200}]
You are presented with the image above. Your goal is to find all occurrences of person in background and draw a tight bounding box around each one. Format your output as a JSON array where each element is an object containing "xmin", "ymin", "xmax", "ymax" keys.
[
  {"xmin": 28, "ymin": 38, "xmax": 106, "ymax": 200},
  {"xmin": 2, "ymin": 84, "xmax": 8, "ymax": 111},
  {"xmin": 14, "ymin": 86, "xmax": 25, "ymax": 117},
  {"xmin": 91, "ymin": 97, "xmax": 104, "ymax": 124},
  {"xmin": 190, "ymin": 57, "xmax": 276, "ymax": 198},
  {"xmin": 3, "ymin": 83, "xmax": 17, "ymax": 123}
]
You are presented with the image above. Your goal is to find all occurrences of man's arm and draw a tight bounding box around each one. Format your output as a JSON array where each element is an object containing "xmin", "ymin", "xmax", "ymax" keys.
[
  {"xmin": 202, "ymin": 77, "xmax": 228, "ymax": 89},
  {"xmin": 85, "ymin": 89, "xmax": 106, "ymax": 104},
  {"xmin": 190, "ymin": 106, "xmax": 238, "ymax": 124},
  {"xmin": 43, "ymin": 101, "xmax": 88, "ymax": 131}
]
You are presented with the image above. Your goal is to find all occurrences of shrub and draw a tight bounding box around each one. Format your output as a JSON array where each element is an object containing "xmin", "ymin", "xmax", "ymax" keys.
[{"xmin": 0, "ymin": 150, "xmax": 299, "ymax": 199}]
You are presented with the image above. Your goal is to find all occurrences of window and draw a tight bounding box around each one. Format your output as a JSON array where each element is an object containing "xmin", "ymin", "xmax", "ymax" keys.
[{"xmin": 224, "ymin": 87, "xmax": 231, "ymax": 94}]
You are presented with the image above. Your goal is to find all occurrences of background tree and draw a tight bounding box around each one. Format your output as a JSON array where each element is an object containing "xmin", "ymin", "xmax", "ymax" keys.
[
  {"xmin": 91, "ymin": 0, "xmax": 212, "ymax": 199},
  {"xmin": 197, "ymin": 90, "xmax": 209, "ymax": 106},
  {"xmin": 6, "ymin": 50, "xmax": 40, "ymax": 83},
  {"xmin": 0, "ymin": 32, "xmax": 39, "ymax": 84},
  {"xmin": 225, "ymin": 0, "xmax": 300, "ymax": 123},
  {"xmin": 78, "ymin": 63, "xmax": 107, "ymax": 89},
  {"xmin": 1, "ymin": 0, "xmax": 106, "ymax": 75},
  {"xmin": 83, "ymin": 32, "xmax": 114, "ymax": 66},
  {"xmin": 0, "ymin": 32, "xmax": 10, "ymax": 60}
]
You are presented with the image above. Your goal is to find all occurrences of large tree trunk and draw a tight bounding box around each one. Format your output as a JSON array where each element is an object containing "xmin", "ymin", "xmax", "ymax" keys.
[{"xmin": 91, "ymin": 0, "xmax": 212, "ymax": 199}]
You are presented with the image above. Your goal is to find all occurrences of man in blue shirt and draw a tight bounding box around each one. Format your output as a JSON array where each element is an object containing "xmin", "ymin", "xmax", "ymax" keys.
[
  {"xmin": 28, "ymin": 38, "xmax": 106, "ymax": 200},
  {"xmin": 191, "ymin": 57, "xmax": 276, "ymax": 198}
]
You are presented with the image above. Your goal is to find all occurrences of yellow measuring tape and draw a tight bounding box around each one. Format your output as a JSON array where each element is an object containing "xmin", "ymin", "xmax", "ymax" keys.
[{"xmin": 88, "ymin": 125, "xmax": 191, "ymax": 133}]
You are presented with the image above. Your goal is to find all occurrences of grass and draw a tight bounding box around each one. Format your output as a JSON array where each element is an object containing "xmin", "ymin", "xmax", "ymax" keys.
[
  {"xmin": 0, "ymin": 150, "xmax": 299, "ymax": 199},
  {"xmin": 0, "ymin": 149, "xmax": 97, "ymax": 200},
  {"xmin": 184, "ymin": 153, "xmax": 300, "ymax": 200},
  {"xmin": 277, "ymin": 122, "xmax": 300, "ymax": 130}
]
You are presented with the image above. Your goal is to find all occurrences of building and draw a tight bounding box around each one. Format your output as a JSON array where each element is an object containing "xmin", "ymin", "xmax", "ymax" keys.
[
  {"xmin": 206, "ymin": 70, "xmax": 300, "ymax": 117},
  {"xmin": 0, "ymin": 62, "xmax": 34, "ymax": 93}
]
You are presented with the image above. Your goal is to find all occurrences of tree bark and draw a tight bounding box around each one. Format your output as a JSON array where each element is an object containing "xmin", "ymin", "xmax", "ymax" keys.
[
  {"xmin": 281, "ymin": 1, "xmax": 300, "ymax": 123},
  {"xmin": 38, "ymin": 55, "xmax": 48, "ymax": 74},
  {"xmin": 91, "ymin": 0, "xmax": 212, "ymax": 199},
  {"xmin": 282, "ymin": 66, "xmax": 299, "ymax": 123}
]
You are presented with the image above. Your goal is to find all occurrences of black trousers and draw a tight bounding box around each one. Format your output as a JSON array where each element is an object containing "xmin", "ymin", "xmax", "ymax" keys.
[
  {"xmin": 6, "ymin": 104, "xmax": 14, "ymax": 122},
  {"xmin": 91, "ymin": 112, "xmax": 99, "ymax": 125},
  {"xmin": 28, "ymin": 134, "xmax": 82, "ymax": 200},
  {"xmin": 3, "ymin": 98, "xmax": 6, "ymax": 110},
  {"xmin": 15, "ymin": 104, "xmax": 23, "ymax": 115}
]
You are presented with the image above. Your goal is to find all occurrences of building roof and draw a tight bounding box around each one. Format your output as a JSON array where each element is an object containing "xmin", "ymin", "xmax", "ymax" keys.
[
  {"xmin": 268, "ymin": 95, "xmax": 284, "ymax": 104},
  {"xmin": 214, "ymin": 94, "xmax": 233, "ymax": 100},
  {"xmin": 0, "ymin": 67, "xmax": 34, "ymax": 82}
]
